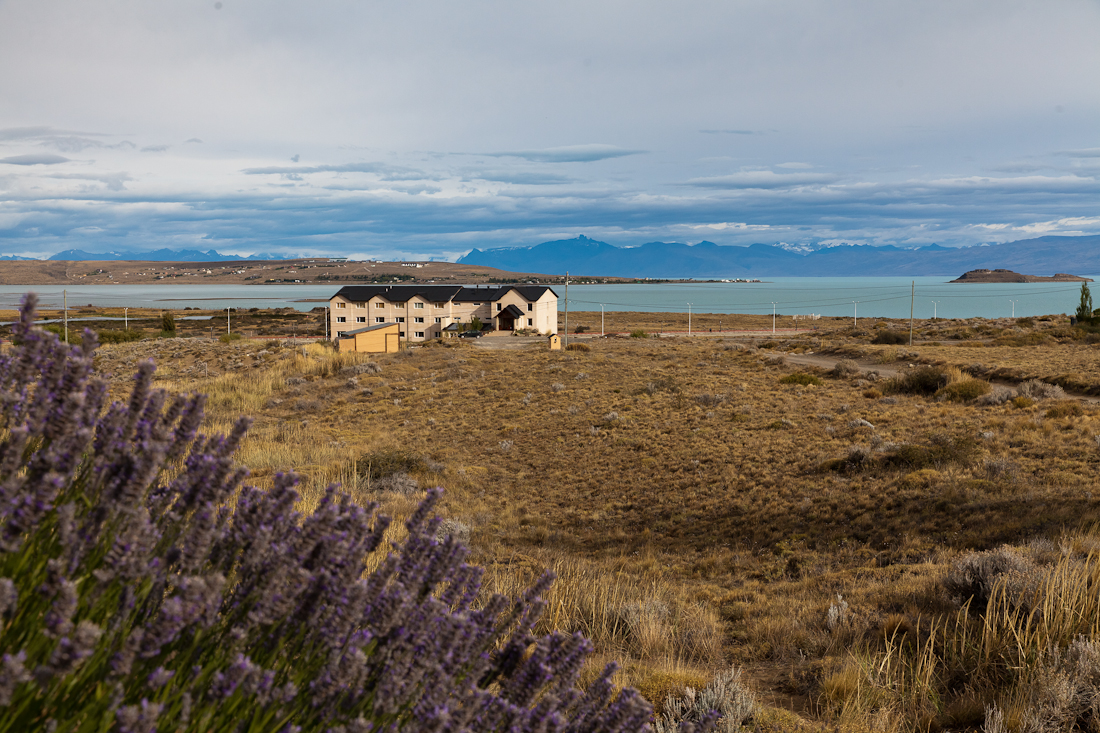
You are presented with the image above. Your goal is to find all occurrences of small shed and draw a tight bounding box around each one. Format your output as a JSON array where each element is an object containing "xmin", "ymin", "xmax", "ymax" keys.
[
  {"xmin": 337, "ymin": 323, "xmax": 400, "ymax": 353},
  {"xmin": 548, "ymin": 333, "xmax": 561, "ymax": 350}
]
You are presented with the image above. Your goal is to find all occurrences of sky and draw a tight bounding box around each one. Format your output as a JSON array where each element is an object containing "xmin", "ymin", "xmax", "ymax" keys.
[{"xmin": 1, "ymin": 0, "xmax": 1099, "ymax": 261}]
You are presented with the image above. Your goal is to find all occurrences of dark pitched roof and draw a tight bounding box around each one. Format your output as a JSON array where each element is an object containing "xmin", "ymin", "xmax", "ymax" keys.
[
  {"xmin": 333, "ymin": 284, "xmax": 558, "ymax": 304},
  {"xmin": 496, "ymin": 304, "xmax": 525, "ymax": 319},
  {"xmin": 337, "ymin": 322, "xmax": 400, "ymax": 337},
  {"xmin": 333, "ymin": 285, "xmax": 463, "ymax": 302}
]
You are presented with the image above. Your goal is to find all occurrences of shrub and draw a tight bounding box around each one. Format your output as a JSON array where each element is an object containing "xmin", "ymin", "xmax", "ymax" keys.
[
  {"xmin": 935, "ymin": 379, "xmax": 992, "ymax": 403},
  {"xmin": 0, "ymin": 295, "xmax": 663, "ymax": 733},
  {"xmin": 219, "ymin": 332, "xmax": 243, "ymax": 343},
  {"xmin": 573, "ymin": 325, "xmax": 590, "ymax": 334},
  {"xmin": 630, "ymin": 330, "xmax": 648, "ymax": 339},
  {"xmin": 884, "ymin": 366, "xmax": 950, "ymax": 396},
  {"xmin": 1017, "ymin": 379, "xmax": 1065, "ymax": 401},
  {"xmin": 96, "ymin": 329, "xmax": 144, "ymax": 344},
  {"xmin": 566, "ymin": 342, "xmax": 591, "ymax": 352},
  {"xmin": 831, "ymin": 359, "xmax": 860, "ymax": 378},
  {"xmin": 976, "ymin": 385, "xmax": 1015, "ymax": 406},
  {"xmin": 655, "ymin": 667, "xmax": 755, "ymax": 733},
  {"xmin": 1011, "ymin": 396, "xmax": 1035, "ymax": 409},
  {"xmin": 355, "ymin": 447, "xmax": 429, "ymax": 482},
  {"xmin": 871, "ymin": 331, "xmax": 907, "ymax": 345},
  {"xmin": 161, "ymin": 311, "xmax": 177, "ymax": 333},
  {"xmin": 943, "ymin": 547, "xmax": 1037, "ymax": 614},
  {"xmin": 779, "ymin": 372, "xmax": 823, "ymax": 386},
  {"xmin": 695, "ymin": 393, "xmax": 728, "ymax": 407},
  {"xmin": 1046, "ymin": 400, "xmax": 1083, "ymax": 419}
]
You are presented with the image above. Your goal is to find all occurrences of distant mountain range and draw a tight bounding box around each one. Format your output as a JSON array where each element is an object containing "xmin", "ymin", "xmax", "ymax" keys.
[
  {"xmin": 458, "ymin": 235, "xmax": 1100, "ymax": 278},
  {"xmin": 43, "ymin": 249, "xmax": 293, "ymax": 262}
]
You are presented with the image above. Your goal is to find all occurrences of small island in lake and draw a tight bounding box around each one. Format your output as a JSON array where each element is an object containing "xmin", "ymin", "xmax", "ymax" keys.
[{"xmin": 950, "ymin": 268, "xmax": 1094, "ymax": 283}]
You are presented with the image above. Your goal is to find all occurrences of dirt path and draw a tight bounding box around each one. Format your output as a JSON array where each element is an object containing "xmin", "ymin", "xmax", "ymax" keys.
[{"xmin": 784, "ymin": 352, "xmax": 903, "ymax": 378}]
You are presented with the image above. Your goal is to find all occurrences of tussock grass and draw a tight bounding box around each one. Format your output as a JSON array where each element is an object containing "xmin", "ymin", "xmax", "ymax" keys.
[{"xmin": 96, "ymin": 323, "xmax": 1100, "ymax": 730}]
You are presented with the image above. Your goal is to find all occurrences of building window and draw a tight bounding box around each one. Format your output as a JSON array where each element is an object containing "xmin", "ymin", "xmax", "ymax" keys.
[
  {"xmin": 396, "ymin": 317, "xmax": 405, "ymax": 323},
  {"xmin": 434, "ymin": 317, "xmax": 442, "ymax": 323},
  {"xmin": 414, "ymin": 317, "xmax": 424, "ymax": 323},
  {"xmin": 375, "ymin": 317, "xmax": 385, "ymax": 323},
  {"xmin": 527, "ymin": 303, "xmax": 533, "ymax": 311},
  {"xmin": 434, "ymin": 302, "xmax": 444, "ymax": 309},
  {"xmin": 337, "ymin": 331, "xmax": 346, "ymax": 337},
  {"xmin": 399, "ymin": 331, "xmax": 405, "ymax": 337},
  {"xmin": 336, "ymin": 316, "xmax": 346, "ymax": 323},
  {"xmin": 414, "ymin": 302, "xmax": 424, "ymax": 309},
  {"xmin": 414, "ymin": 331, "xmax": 424, "ymax": 338},
  {"xmin": 393, "ymin": 302, "xmax": 406, "ymax": 309},
  {"xmin": 356, "ymin": 302, "xmax": 366, "ymax": 308},
  {"xmin": 335, "ymin": 302, "xmax": 346, "ymax": 309},
  {"xmin": 496, "ymin": 303, "xmax": 502, "ymax": 311},
  {"xmin": 375, "ymin": 302, "xmax": 384, "ymax": 308},
  {"xmin": 527, "ymin": 318, "xmax": 533, "ymax": 326},
  {"xmin": 356, "ymin": 317, "xmax": 366, "ymax": 323}
]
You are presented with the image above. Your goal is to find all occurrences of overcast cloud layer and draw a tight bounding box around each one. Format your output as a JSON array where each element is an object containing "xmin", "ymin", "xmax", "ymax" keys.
[{"xmin": 1, "ymin": 1, "xmax": 1099, "ymax": 260}]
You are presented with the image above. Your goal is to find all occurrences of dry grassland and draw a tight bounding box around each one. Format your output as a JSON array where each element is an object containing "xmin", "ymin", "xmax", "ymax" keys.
[{"xmin": 89, "ymin": 313, "xmax": 1100, "ymax": 732}]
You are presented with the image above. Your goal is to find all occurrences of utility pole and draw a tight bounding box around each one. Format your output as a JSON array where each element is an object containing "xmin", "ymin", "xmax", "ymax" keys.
[
  {"xmin": 931, "ymin": 301, "xmax": 939, "ymax": 320},
  {"xmin": 771, "ymin": 302, "xmax": 777, "ymax": 334},
  {"xmin": 124, "ymin": 307, "xmax": 128, "ymax": 331},
  {"xmin": 1010, "ymin": 299, "xmax": 1018, "ymax": 318},
  {"xmin": 63, "ymin": 289, "xmax": 68, "ymax": 344},
  {"xmin": 325, "ymin": 306, "xmax": 329, "ymax": 340},
  {"xmin": 227, "ymin": 307, "xmax": 231, "ymax": 334},
  {"xmin": 687, "ymin": 303, "xmax": 692, "ymax": 336},
  {"xmin": 853, "ymin": 301, "xmax": 859, "ymax": 326},
  {"xmin": 600, "ymin": 304, "xmax": 604, "ymax": 337},
  {"xmin": 909, "ymin": 280, "xmax": 914, "ymax": 346},
  {"xmin": 563, "ymin": 272, "xmax": 569, "ymax": 346}
]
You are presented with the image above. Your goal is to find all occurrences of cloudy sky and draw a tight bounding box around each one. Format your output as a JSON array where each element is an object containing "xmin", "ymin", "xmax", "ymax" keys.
[{"xmin": 1, "ymin": 1, "xmax": 1099, "ymax": 260}]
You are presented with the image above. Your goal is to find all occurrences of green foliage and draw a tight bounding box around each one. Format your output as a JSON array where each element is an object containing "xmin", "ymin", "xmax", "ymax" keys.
[
  {"xmin": 161, "ymin": 311, "xmax": 177, "ymax": 333},
  {"xmin": 469, "ymin": 315, "xmax": 483, "ymax": 332},
  {"xmin": 219, "ymin": 332, "xmax": 243, "ymax": 343},
  {"xmin": 43, "ymin": 324, "xmax": 81, "ymax": 345},
  {"xmin": 96, "ymin": 329, "xmax": 144, "ymax": 344},
  {"xmin": 573, "ymin": 325, "xmax": 590, "ymax": 334},
  {"xmin": 779, "ymin": 372, "xmax": 823, "ymax": 386},
  {"xmin": 566, "ymin": 342, "xmax": 590, "ymax": 352},
  {"xmin": 1077, "ymin": 282, "xmax": 1094, "ymax": 321},
  {"xmin": 629, "ymin": 330, "xmax": 648, "ymax": 339},
  {"xmin": 935, "ymin": 379, "xmax": 992, "ymax": 403}
]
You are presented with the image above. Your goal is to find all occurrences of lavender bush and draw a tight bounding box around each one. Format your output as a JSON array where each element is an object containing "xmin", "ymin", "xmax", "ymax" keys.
[{"xmin": 0, "ymin": 296, "xmax": 709, "ymax": 733}]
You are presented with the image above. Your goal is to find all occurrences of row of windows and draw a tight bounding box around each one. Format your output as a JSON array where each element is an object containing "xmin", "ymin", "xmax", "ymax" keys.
[{"xmin": 336, "ymin": 316, "xmax": 440, "ymax": 324}]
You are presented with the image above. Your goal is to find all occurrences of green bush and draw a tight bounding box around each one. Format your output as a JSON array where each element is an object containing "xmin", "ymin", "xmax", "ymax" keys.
[
  {"xmin": 219, "ymin": 332, "xmax": 243, "ymax": 343},
  {"xmin": 43, "ymin": 324, "xmax": 81, "ymax": 345},
  {"xmin": 96, "ymin": 329, "xmax": 144, "ymax": 344},
  {"xmin": 630, "ymin": 330, "xmax": 648, "ymax": 339},
  {"xmin": 935, "ymin": 379, "xmax": 992, "ymax": 403},
  {"xmin": 566, "ymin": 342, "xmax": 590, "ymax": 352},
  {"xmin": 884, "ymin": 366, "xmax": 949, "ymax": 396},
  {"xmin": 779, "ymin": 372, "xmax": 823, "ymax": 386},
  {"xmin": 161, "ymin": 311, "xmax": 177, "ymax": 333}
]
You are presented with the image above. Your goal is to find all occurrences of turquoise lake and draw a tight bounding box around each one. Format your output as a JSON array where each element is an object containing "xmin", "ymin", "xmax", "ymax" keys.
[{"xmin": 0, "ymin": 277, "xmax": 1094, "ymax": 320}]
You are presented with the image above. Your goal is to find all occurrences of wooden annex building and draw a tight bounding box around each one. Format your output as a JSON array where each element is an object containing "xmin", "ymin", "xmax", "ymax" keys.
[{"xmin": 335, "ymin": 322, "xmax": 401, "ymax": 353}]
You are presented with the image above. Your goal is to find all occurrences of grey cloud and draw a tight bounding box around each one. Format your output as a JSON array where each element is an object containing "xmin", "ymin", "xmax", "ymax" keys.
[
  {"xmin": 242, "ymin": 161, "xmax": 432, "ymax": 181},
  {"xmin": 141, "ymin": 145, "xmax": 171, "ymax": 152},
  {"xmin": 184, "ymin": 138, "xmax": 203, "ymax": 144},
  {"xmin": 483, "ymin": 145, "xmax": 645, "ymax": 163},
  {"xmin": 463, "ymin": 170, "xmax": 576, "ymax": 185},
  {"xmin": 1056, "ymin": 148, "xmax": 1100, "ymax": 158},
  {"xmin": 290, "ymin": 154, "xmax": 299, "ymax": 162},
  {"xmin": 0, "ymin": 154, "xmax": 71, "ymax": 165},
  {"xmin": 686, "ymin": 171, "xmax": 838, "ymax": 189},
  {"xmin": 48, "ymin": 172, "xmax": 133, "ymax": 191}
]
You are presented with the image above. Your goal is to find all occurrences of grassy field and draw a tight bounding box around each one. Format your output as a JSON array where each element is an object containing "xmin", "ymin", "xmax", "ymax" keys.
[{"xmin": 87, "ymin": 311, "xmax": 1100, "ymax": 731}]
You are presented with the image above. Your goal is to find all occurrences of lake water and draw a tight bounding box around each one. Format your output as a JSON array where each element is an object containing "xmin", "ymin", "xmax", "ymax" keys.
[{"xmin": 0, "ymin": 277, "xmax": 1094, "ymax": 320}]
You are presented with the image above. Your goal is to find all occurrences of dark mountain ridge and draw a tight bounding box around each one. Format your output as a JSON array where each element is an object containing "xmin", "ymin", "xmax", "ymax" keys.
[{"xmin": 458, "ymin": 235, "xmax": 1100, "ymax": 278}]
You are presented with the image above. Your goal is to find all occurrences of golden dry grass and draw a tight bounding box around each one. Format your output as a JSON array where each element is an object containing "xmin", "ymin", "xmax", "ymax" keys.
[{"xmin": 88, "ymin": 315, "xmax": 1100, "ymax": 730}]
